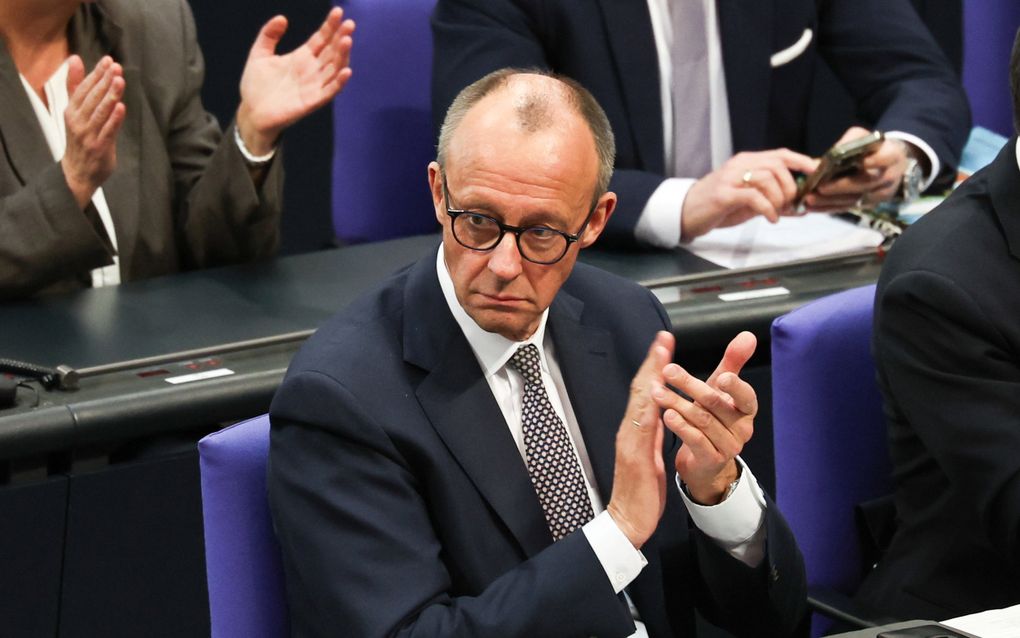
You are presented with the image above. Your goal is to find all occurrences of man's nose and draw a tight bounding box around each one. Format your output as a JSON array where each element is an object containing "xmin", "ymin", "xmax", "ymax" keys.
[{"xmin": 487, "ymin": 233, "xmax": 524, "ymax": 280}]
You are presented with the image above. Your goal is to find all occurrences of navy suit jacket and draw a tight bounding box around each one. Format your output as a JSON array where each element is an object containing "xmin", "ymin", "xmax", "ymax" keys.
[
  {"xmin": 268, "ymin": 247, "xmax": 806, "ymax": 637},
  {"xmin": 431, "ymin": 0, "xmax": 970, "ymax": 246},
  {"xmin": 858, "ymin": 139, "xmax": 1020, "ymax": 619}
]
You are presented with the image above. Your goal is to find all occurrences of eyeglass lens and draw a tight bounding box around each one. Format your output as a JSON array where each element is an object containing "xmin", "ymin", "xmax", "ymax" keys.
[{"xmin": 453, "ymin": 213, "xmax": 568, "ymax": 263}]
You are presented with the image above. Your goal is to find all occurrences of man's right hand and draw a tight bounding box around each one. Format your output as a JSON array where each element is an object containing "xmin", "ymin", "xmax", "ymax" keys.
[
  {"xmin": 606, "ymin": 331, "xmax": 675, "ymax": 549},
  {"xmin": 680, "ymin": 149, "xmax": 818, "ymax": 241},
  {"xmin": 61, "ymin": 55, "xmax": 126, "ymax": 210}
]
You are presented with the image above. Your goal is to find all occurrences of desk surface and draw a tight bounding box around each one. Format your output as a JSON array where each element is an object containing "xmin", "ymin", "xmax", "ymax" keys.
[
  {"xmin": 0, "ymin": 235, "xmax": 884, "ymax": 459},
  {"xmin": 828, "ymin": 619, "xmax": 980, "ymax": 637}
]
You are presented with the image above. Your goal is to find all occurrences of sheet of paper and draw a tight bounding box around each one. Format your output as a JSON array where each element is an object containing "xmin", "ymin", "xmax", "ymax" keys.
[
  {"xmin": 958, "ymin": 126, "xmax": 1009, "ymax": 177},
  {"xmin": 943, "ymin": 604, "xmax": 1020, "ymax": 638},
  {"xmin": 683, "ymin": 214, "xmax": 884, "ymax": 269}
]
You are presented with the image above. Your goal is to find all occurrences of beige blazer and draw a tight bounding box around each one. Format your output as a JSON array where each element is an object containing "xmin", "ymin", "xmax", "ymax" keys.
[{"xmin": 0, "ymin": 0, "xmax": 283, "ymax": 300}]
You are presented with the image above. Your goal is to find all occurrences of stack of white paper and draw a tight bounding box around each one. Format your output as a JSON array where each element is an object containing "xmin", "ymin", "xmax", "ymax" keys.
[
  {"xmin": 943, "ymin": 604, "xmax": 1020, "ymax": 638},
  {"xmin": 683, "ymin": 214, "xmax": 884, "ymax": 269}
]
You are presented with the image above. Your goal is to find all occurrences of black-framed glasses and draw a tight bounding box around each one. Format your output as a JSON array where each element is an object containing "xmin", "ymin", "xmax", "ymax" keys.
[{"xmin": 441, "ymin": 173, "xmax": 596, "ymax": 265}]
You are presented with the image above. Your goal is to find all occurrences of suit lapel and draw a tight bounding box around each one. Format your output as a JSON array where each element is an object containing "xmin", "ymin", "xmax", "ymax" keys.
[
  {"xmin": 596, "ymin": 0, "xmax": 665, "ymax": 174},
  {"xmin": 546, "ymin": 291, "xmax": 621, "ymax": 502},
  {"xmin": 0, "ymin": 41, "xmax": 60, "ymax": 186},
  {"xmin": 717, "ymin": 0, "xmax": 774, "ymax": 151},
  {"xmin": 988, "ymin": 138, "xmax": 1020, "ymax": 262},
  {"xmin": 406, "ymin": 252, "xmax": 553, "ymax": 558}
]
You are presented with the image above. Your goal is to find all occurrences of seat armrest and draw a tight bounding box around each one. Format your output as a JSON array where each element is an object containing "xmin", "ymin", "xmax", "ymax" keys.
[{"xmin": 808, "ymin": 585, "xmax": 901, "ymax": 630}]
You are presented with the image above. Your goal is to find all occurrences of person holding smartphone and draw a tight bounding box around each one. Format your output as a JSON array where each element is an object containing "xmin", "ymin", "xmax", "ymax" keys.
[{"xmin": 432, "ymin": 0, "xmax": 970, "ymax": 247}]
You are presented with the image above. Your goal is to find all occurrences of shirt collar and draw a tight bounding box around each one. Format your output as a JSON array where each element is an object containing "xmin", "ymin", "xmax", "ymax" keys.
[{"xmin": 436, "ymin": 245, "xmax": 550, "ymax": 378}]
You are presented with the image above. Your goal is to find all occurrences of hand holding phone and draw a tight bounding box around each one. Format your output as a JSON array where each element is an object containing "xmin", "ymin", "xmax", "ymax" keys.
[{"xmin": 796, "ymin": 130, "xmax": 884, "ymax": 203}]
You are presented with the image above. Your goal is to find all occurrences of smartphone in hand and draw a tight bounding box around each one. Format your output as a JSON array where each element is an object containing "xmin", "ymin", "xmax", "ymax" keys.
[{"xmin": 796, "ymin": 130, "xmax": 885, "ymax": 203}]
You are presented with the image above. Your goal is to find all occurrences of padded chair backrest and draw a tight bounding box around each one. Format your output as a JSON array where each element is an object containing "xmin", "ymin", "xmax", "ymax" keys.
[
  {"xmin": 772, "ymin": 284, "xmax": 892, "ymax": 594},
  {"xmin": 331, "ymin": 0, "xmax": 439, "ymax": 244},
  {"xmin": 199, "ymin": 414, "xmax": 287, "ymax": 638}
]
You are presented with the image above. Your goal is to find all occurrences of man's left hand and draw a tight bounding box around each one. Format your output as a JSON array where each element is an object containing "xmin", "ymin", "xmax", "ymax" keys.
[
  {"xmin": 236, "ymin": 7, "xmax": 356, "ymax": 155},
  {"xmin": 804, "ymin": 126, "xmax": 912, "ymax": 211},
  {"xmin": 652, "ymin": 332, "xmax": 758, "ymax": 505}
]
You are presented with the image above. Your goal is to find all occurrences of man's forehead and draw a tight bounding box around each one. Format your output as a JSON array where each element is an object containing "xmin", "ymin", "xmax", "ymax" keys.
[{"xmin": 447, "ymin": 96, "xmax": 596, "ymax": 183}]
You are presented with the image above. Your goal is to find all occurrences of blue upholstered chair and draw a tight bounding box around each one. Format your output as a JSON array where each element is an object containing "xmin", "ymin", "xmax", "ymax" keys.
[
  {"xmin": 199, "ymin": 415, "xmax": 288, "ymax": 638},
  {"xmin": 331, "ymin": 0, "xmax": 438, "ymax": 244},
  {"xmin": 771, "ymin": 284, "xmax": 895, "ymax": 636}
]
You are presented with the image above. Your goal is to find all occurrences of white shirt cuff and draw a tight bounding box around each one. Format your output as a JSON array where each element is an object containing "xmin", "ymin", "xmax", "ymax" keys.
[
  {"xmin": 885, "ymin": 130, "xmax": 939, "ymax": 191},
  {"xmin": 583, "ymin": 510, "xmax": 648, "ymax": 594},
  {"xmin": 634, "ymin": 178, "xmax": 695, "ymax": 248},
  {"xmin": 676, "ymin": 457, "xmax": 767, "ymax": 567},
  {"xmin": 234, "ymin": 125, "xmax": 277, "ymax": 165}
]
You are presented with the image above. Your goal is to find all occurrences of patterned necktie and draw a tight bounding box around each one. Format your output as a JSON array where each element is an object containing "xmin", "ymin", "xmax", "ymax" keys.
[
  {"xmin": 669, "ymin": 0, "xmax": 713, "ymax": 177},
  {"xmin": 508, "ymin": 344, "xmax": 594, "ymax": 541}
]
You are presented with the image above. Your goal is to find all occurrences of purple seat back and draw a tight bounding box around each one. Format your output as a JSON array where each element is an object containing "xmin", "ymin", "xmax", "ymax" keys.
[
  {"xmin": 771, "ymin": 284, "xmax": 892, "ymax": 631},
  {"xmin": 199, "ymin": 415, "xmax": 287, "ymax": 638},
  {"xmin": 331, "ymin": 0, "xmax": 438, "ymax": 243}
]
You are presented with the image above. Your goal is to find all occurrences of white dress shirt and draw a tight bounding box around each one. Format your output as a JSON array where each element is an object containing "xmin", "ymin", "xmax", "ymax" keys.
[
  {"xmin": 636, "ymin": 0, "xmax": 940, "ymax": 248},
  {"xmin": 436, "ymin": 246, "xmax": 767, "ymax": 636}
]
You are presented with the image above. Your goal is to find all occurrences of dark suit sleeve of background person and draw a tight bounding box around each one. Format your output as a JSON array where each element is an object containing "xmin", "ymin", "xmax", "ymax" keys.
[
  {"xmin": 0, "ymin": 0, "xmax": 282, "ymax": 301},
  {"xmin": 267, "ymin": 258, "xmax": 805, "ymax": 637},
  {"xmin": 430, "ymin": 0, "xmax": 665, "ymax": 249},
  {"xmin": 816, "ymin": 0, "xmax": 970, "ymax": 189}
]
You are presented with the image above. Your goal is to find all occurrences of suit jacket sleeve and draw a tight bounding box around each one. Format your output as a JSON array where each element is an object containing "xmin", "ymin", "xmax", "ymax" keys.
[
  {"xmin": 817, "ymin": 0, "xmax": 970, "ymax": 188},
  {"xmin": 0, "ymin": 161, "xmax": 115, "ymax": 299},
  {"xmin": 876, "ymin": 269, "xmax": 1020, "ymax": 565},
  {"xmin": 268, "ymin": 369, "xmax": 638, "ymax": 638},
  {"xmin": 687, "ymin": 499, "xmax": 807, "ymax": 637},
  {"xmin": 166, "ymin": 0, "xmax": 282, "ymax": 270}
]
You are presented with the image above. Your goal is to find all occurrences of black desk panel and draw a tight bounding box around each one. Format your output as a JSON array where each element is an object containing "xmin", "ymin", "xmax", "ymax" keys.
[{"xmin": 0, "ymin": 477, "xmax": 66, "ymax": 637}]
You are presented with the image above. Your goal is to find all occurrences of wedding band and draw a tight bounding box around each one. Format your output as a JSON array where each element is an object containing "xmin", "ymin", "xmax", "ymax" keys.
[
  {"xmin": 741, "ymin": 170, "xmax": 754, "ymax": 186},
  {"xmin": 855, "ymin": 195, "xmax": 866, "ymax": 210},
  {"xmin": 630, "ymin": 419, "xmax": 643, "ymax": 429}
]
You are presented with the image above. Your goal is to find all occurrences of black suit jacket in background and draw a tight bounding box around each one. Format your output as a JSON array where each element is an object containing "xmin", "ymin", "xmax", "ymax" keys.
[
  {"xmin": 268, "ymin": 248, "xmax": 807, "ymax": 637},
  {"xmin": 431, "ymin": 0, "xmax": 970, "ymax": 246},
  {"xmin": 859, "ymin": 139, "xmax": 1020, "ymax": 619}
]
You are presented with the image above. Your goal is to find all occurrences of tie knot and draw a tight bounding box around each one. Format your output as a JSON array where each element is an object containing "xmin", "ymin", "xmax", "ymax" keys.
[{"xmin": 508, "ymin": 344, "xmax": 543, "ymax": 385}]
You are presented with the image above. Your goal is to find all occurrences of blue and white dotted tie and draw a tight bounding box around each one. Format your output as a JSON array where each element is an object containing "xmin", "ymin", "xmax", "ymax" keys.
[{"xmin": 509, "ymin": 344, "xmax": 594, "ymax": 541}]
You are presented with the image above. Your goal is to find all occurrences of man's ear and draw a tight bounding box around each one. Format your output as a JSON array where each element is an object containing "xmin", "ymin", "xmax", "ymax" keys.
[
  {"xmin": 428, "ymin": 162, "xmax": 445, "ymax": 225},
  {"xmin": 578, "ymin": 192, "xmax": 617, "ymax": 249}
]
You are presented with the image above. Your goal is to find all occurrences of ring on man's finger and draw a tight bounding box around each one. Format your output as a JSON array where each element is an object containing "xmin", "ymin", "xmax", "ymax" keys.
[
  {"xmin": 630, "ymin": 419, "xmax": 644, "ymax": 429},
  {"xmin": 741, "ymin": 170, "xmax": 754, "ymax": 187}
]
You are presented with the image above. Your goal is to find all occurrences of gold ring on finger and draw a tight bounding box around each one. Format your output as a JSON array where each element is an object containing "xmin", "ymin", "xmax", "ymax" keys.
[
  {"xmin": 741, "ymin": 170, "xmax": 754, "ymax": 187},
  {"xmin": 630, "ymin": 419, "xmax": 643, "ymax": 429}
]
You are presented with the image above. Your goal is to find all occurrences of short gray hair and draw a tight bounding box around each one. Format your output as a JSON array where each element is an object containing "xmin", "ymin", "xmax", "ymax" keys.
[{"xmin": 436, "ymin": 68, "xmax": 616, "ymax": 200}]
